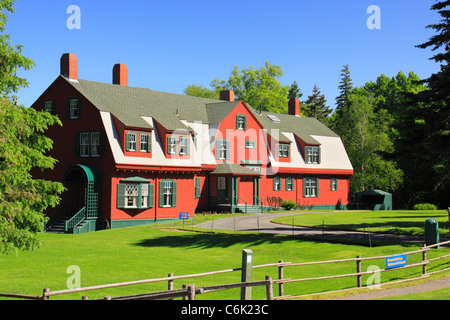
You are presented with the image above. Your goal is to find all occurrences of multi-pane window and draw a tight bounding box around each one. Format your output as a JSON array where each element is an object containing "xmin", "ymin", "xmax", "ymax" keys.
[
  {"xmin": 126, "ymin": 132, "xmax": 151, "ymax": 153},
  {"xmin": 68, "ymin": 98, "xmax": 81, "ymax": 119},
  {"xmin": 331, "ymin": 178, "xmax": 338, "ymax": 191},
  {"xmin": 179, "ymin": 136, "xmax": 189, "ymax": 155},
  {"xmin": 117, "ymin": 181, "xmax": 153, "ymax": 209},
  {"xmin": 306, "ymin": 146, "xmax": 320, "ymax": 164},
  {"xmin": 78, "ymin": 132, "xmax": 104, "ymax": 157},
  {"xmin": 278, "ymin": 143, "xmax": 290, "ymax": 158},
  {"xmin": 286, "ymin": 177, "xmax": 294, "ymax": 191},
  {"xmin": 303, "ymin": 177, "xmax": 319, "ymax": 197},
  {"xmin": 125, "ymin": 183, "xmax": 139, "ymax": 208},
  {"xmin": 236, "ymin": 114, "xmax": 247, "ymax": 130},
  {"xmin": 80, "ymin": 133, "xmax": 90, "ymax": 157},
  {"xmin": 140, "ymin": 133, "xmax": 149, "ymax": 153},
  {"xmin": 127, "ymin": 132, "xmax": 137, "ymax": 152},
  {"xmin": 43, "ymin": 100, "xmax": 56, "ymax": 115},
  {"xmin": 91, "ymin": 132, "xmax": 101, "ymax": 156},
  {"xmin": 167, "ymin": 136, "xmax": 178, "ymax": 155},
  {"xmin": 216, "ymin": 139, "xmax": 230, "ymax": 160},
  {"xmin": 246, "ymin": 140, "xmax": 256, "ymax": 149},
  {"xmin": 159, "ymin": 180, "xmax": 177, "ymax": 208},
  {"xmin": 273, "ymin": 176, "xmax": 282, "ymax": 191}
]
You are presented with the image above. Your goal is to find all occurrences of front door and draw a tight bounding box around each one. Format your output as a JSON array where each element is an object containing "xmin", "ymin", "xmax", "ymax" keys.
[{"xmin": 217, "ymin": 177, "xmax": 228, "ymax": 201}]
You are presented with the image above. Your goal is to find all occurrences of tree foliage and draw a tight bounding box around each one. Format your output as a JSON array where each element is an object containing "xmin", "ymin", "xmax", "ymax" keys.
[
  {"xmin": 409, "ymin": 0, "xmax": 450, "ymax": 207},
  {"xmin": 0, "ymin": 0, "xmax": 64, "ymax": 254},
  {"xmin": 303, "ymin": 84, "xmax": 331, "ymax": 124},
  {"xmin": 185, "ymin": 62, "xmax": 290, "ymax": 113}
]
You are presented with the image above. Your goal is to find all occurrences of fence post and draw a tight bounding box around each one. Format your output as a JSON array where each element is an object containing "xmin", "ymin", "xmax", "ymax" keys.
[
  {"xmin": 278, "ymin": 260, "xmax": 284, "ymax": 297},
  {"xmin": 42, "ymin": 288, "xmax": 50, "ymax": 300},
  {"xmin": 182, "ymin": 284, "xmax": 187, "ymax": 300},
  {"xmin": 265, "ymin": 276, "xmax": 273, "ymax": 300},
  {"xmin": 241, "ymin": 249, "xmax": 253, "ymax": 300},
  {"xmin": 168, "ymin": 273, "xmax": 174, "ymax": 301},
  {"xmin": 187, "ymin": 284, "xmax": 196, "ymax": 300},
  {"xmin": 422, "ymin": 246, "xmax": 427, "ymax": 276},
  {"xmin": 356, "ymin": 256, "xmax": 362, "ymax": 288}
]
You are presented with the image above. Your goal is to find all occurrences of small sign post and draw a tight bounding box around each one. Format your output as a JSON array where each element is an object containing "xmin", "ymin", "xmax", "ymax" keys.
[
  {"xmin": 386, "ymin": 254, "xmax": 407, "ymax": 269},
  {"xmin": 179, "ymin": 212, "xmax": 189, "ymax": 228}
]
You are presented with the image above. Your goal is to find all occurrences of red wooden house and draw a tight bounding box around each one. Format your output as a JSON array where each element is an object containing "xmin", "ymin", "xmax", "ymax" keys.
[{"xmin": 33, "ymin": 53, "xmax": 353, "ymax": 233}]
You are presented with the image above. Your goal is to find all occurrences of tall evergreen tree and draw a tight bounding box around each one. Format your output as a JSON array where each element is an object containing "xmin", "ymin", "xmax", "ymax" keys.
[
  {"xmin": 331, "ymin": 65, "xmax": 354, "ymax": 133},
  {"xmin": 304, "ymin": 84, "xmax": 331, "ymax": 124},
  {"xmin": 407, "ymin": 0, "xmax": 450, "ymax": 207},
  {"xmin": 288, "ymin": 81, "xmax": 303, "ymax": 100},
  {"xmin": 335, "ymin": 65, "xmax": 353, "ymax": 114}
]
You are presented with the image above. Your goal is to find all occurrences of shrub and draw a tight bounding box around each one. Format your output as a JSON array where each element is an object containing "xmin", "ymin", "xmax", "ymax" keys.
[
  {"xmin": 413, "ymin": 203, "xmax": 437, "ymax": 210},
  {"xmin": 281, "ymin": 200, "xmax": 297, "ymax": 211}
]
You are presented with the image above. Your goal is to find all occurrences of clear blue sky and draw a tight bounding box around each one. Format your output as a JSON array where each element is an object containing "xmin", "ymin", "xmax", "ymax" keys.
[{"xmin": 7, "ymin": 0, "xmax": 442, "ymax": 109}]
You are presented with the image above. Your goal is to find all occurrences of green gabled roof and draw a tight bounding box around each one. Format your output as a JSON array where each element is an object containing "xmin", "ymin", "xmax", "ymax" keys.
[
  {"xmin": 63, "ymin": 76, "xmax": 339, "ymax": 143},
  {"xmin": 64, "ymin": 77, "xmax": 222, "ymax": 131},
  {"xmin": 210, "ymin": 162, "xmax": 260, "ymax": 176},
  {"xmin": 247, "ymin": 108, "xmax": 339, "ymax": 144}
]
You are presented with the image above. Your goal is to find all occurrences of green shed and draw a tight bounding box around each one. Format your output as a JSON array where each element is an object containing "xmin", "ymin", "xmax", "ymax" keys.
[{"xmin": 355, "ymin": 190, "xmax": 392, "ymax": 211}]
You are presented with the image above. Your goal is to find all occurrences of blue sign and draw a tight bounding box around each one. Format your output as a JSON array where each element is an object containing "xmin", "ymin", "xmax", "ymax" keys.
[
  {"xmin": 386, "ymin": 254, "xmax": 407, "ymax": 269},
  {"xmin": 179, "ymin": 212, "xmax": 189, "ymax": 220}
]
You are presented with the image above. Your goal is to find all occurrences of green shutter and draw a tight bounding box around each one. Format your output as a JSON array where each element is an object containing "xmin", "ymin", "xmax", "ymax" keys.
[
  {"xmin": 126, "ymin": 132, "xmax": 131, "ymax": 151},
  {"xmin": 117, "ymin": 184, "xmax": 126, "ymax": 209},
  {"xmin": 149, "ymin": 184, "xmax": 154, "ymax": 208},
  {"xmin": 172, "ymin": 181, "xmax": 177, "ymax": 207},
  {"xmin": 303, "ymin": 178, "xmax": 307, "ymax": 197},
  {"xmin": 66, "ymin": 99, "xmax": 71, "ymax": 119},
  {"xmin": 195, "ymin": 177, "xmax": 200, "ymax": 198},
  {"xmin": 137, "ymin": 183, "xmax": 143, "ymax": 209},
  {"xmin": 159, "ymin": 181, "xmax": 165, "ymax": 207},
  {"xmin": 185, "ymin": 137, "xmax": 190, "ymax": 155},
  {"xmin": 225, "ymin": 140, "xmax": 230, "ymax": 160},
  {"xmin": 318, "ymin": 147, "xmax": 321, "ymax": 164},
  {"xmin": 243, "ymin": 115, "xmax": 247, "ymax": 130},
  {"xmin": 75, "ymin": 132, "xmax": 81, "ymax": 157},
  {"xmin": 215, "ymin": 139, "xmax": 221, "ymax": 160},
  {"xmin": 316, "ymin": 178, "xmax": 319, "ymax": 197}
]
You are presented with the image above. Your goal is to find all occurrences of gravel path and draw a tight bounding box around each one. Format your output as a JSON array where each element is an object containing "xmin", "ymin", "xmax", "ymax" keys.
[
  {"xmin": 196, "ymin": 212, "xmax": 425, "ymax": 244},
  {"xmin": 196, "ymin": 212, "xmax": 450, "ymax": 300}
]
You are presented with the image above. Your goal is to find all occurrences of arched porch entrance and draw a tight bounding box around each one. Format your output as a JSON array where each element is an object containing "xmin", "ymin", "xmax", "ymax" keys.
[{"xmin": 61, "ymin": 164, "xmax": 101, "ymax": 229}]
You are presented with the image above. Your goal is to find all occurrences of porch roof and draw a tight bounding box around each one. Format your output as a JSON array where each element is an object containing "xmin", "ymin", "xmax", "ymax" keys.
[{"xmin": 210, "ymin": 162, "xmax": 261, "ymax": 176}]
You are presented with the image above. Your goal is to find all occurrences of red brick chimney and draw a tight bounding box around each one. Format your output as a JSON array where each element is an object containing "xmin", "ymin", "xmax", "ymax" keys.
[
  {"xmin": 113, "ymin": 63, "xmax": 128, "ymax": 86},
  {"xmin": 60, "ymin": 53, "xmax": 78, "ymax": 80},
  {"xmin": 288, "ymin": 97, "xmax": 300, "ymax": 117},
  {"xmin": 220, "ymin": 90, "xmax": 235, "ymax": 102}
]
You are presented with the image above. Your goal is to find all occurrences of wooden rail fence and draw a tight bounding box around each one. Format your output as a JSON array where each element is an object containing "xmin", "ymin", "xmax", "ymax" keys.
[{"xmin": 1, "ymin": 240, "xmax": 449, "ymax": 300}]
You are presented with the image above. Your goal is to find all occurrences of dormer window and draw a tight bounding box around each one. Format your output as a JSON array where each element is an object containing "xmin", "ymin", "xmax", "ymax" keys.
[
  {"xmin": 278, "ymin": 143, "xmax": 290, "ymax": 158},
  {"xmin": 236, "ymin": 114, "xmax": 247, "ymax": 130},
  {"xmin": 306, "ymin": 146, "xmax": 321, "ymax": 164}
]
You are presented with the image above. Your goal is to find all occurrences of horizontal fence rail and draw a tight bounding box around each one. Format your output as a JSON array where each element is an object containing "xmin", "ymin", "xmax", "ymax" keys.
[{"xmin": 2, "ymin": 240, "xmax": 449, "ymax": 300}]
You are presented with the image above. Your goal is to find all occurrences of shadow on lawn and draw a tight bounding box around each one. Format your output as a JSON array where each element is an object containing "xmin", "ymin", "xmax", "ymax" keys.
[{"xmin": 133, "ymin": 233, "xmax": 288, "ymax": 249}]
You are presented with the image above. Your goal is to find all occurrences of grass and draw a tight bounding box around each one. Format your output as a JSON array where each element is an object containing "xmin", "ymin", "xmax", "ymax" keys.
[
  {"xmin": 1, "ymin": 212, "xmax": 449, "ymax": 300},
  {"xmin": 272, "ymin": 210, "xmax": 450, "ymax": 237}
]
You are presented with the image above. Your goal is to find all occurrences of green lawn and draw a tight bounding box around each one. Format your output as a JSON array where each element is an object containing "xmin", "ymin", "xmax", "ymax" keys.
[
  {"xmin": 272, "ymin": 210, "xmax": 449, "ymax": 237},
  {"xmin": 1, "ymin": 212, "xmax": 449, "ymax": 300}
]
